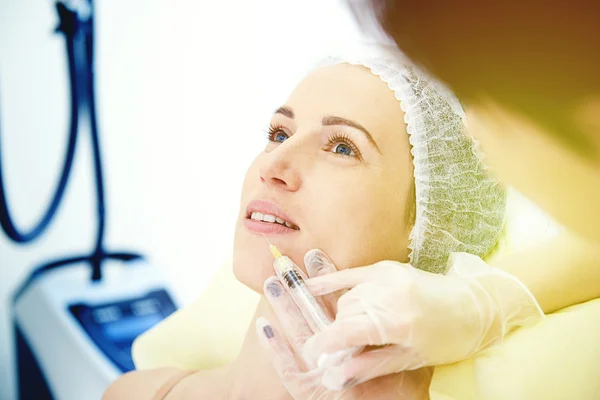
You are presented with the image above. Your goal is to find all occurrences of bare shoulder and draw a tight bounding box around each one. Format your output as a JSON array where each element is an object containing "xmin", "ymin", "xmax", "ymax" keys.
[
  {"xmin": 166, "ymin": 366, "xmax": 232, "ymax": 399},
  {"xmin": 102, "ymin": 367, "xmax": 183, "ymax": 400}
]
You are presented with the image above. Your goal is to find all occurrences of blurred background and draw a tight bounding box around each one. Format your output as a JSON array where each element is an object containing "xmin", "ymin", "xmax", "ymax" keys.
[{"xmin": 0, "ymin": 1, "xmax": 558, "ymax": 399}]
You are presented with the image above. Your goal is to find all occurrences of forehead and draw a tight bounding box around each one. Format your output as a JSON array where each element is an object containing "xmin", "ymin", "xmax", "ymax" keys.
[{"xmin": 284, "ymin": 64, "xmax": 406, "ymax": 142}]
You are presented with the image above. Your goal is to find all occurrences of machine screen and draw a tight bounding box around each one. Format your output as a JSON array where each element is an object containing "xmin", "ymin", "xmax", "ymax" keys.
[
  {"xmin": 102, "ymin": 314, "xmax": 163, "ymax": 342},
  {"xmin": 69, "ymin": 289, "xmax": 177, "ymax": 372}
]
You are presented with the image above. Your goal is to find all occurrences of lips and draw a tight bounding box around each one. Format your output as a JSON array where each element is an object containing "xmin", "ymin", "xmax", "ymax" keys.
[{"xmin": 244, "ymin": 200, "xmax": 300, "ymax": 235}]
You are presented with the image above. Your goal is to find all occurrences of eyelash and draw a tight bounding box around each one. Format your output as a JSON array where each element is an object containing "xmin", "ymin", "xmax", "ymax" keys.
[
  {"xmin": 265, "ymin": 123, "xmax": 287, "ymax": 142},
  {"xmin": 325, "ymin": 132, "xmax": 363, "ymax": 160},
  {"xmin": 265, "ymin": 124, "xmax": 363, "ymax": 160}
]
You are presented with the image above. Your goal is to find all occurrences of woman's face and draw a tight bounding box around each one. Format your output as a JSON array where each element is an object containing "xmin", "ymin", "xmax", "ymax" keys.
[{"xmin": 233, "ymin": 63, "xmax": 414, "ymax": 292}]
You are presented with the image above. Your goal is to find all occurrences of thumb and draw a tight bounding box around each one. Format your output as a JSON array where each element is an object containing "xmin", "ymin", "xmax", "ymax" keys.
[{"xmin": 320, "ymin": 345, "xmax": 427, "ymax": 391}]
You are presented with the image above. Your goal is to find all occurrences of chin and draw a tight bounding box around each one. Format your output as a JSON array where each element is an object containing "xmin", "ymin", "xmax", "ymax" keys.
[{"xmin": 233, "ymin": 236, "xmax": 276, "ymax": 293}]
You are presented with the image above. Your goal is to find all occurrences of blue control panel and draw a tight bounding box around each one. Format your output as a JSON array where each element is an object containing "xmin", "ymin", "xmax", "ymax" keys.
[{"xmin": 69, "ymin": 289, "xmax": 177, "ymax": 372}]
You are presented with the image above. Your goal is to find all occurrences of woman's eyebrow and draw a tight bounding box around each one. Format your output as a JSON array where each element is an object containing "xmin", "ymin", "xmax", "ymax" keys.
[
  {"xmin": 322, "ymin": 115, "xmax": 382, "ymax": 153},
  {"xmin": 274, "ymin": 106, "xmax": 294, "ymax": 119}
]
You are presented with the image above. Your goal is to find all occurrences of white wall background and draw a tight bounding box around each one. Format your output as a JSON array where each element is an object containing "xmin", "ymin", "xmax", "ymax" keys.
[
  {"xmin": 0, "ymin": 1, "xmax": 366, "ymax": 398},
  {"xmin": 0, "ymin": 1, "xmax": 559, "ymax": 399}
]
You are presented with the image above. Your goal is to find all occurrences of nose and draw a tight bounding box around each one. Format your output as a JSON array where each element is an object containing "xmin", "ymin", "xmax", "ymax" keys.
[{"xmin": 259, "ymin": 143, "xmax": 303, "ymax": 192}]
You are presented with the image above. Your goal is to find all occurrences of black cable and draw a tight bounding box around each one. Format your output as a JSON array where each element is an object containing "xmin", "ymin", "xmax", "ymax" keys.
[
  {"xmin": 80, "ymin": 2, "xmax": 107, "ymax": 281},
  {"xmin": 1, "ymin": 0, "xmax": 143, "ymax": 290},
  {"xmin": 0, "ymin": 3, "xmax": 80, "ymax": 243}
]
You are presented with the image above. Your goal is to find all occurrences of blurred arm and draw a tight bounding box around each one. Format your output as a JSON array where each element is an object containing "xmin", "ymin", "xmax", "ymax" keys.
[
  {"xmin": 492, "ymin": 230, "xmax": 600, "ymax": 314},
  {"xmin": 102, "ymin": 368, "xmax": 184, "ymax": 400}
]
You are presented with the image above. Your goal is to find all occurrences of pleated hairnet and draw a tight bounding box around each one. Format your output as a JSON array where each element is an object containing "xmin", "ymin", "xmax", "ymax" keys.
[{"xmin": 317, "ymin": 43, "xmax": 506, "ymax": 274}]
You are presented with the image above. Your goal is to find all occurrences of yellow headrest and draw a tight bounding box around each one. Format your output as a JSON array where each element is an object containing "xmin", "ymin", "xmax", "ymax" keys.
[{"xmin": 132, "ymin": 258, "xmax": 259, "ymax": 370}]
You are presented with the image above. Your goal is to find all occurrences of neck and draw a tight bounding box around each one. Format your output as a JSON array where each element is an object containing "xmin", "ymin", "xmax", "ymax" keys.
[{"xmin": 228, "ymin": 298, "xmax": 292, "ymax": 400}]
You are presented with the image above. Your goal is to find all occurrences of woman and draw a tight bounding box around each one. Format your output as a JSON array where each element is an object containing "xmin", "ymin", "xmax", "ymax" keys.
[
  {"xmin": 103, "ymin": 46, "xmax": 524, "ymax": 399},
  {"xmin": 270, "ymin": 3, "xmax": 600, "ymax": 398}
]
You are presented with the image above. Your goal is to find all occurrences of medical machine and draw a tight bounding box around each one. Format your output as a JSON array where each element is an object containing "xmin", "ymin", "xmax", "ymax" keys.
[{"xmin": 0, "ymin": 2, "xmax": 180, "ymax": 399}]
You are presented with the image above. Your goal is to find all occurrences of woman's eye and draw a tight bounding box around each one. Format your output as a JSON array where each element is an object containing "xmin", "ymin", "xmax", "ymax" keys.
[
  {"xmin": 326, "ymin": 133, "xmax": 362, "ymax": 160},
  {"xmin": 274, "ymin": 132, "xmax": 288, "ymax": 143},
  {"xmin": 332, "ymin": 143, "xmax": 355, "ymax": 156},
  {"xmin": 266, "ymin": 125, "xmax": 289, "ymax": 144}
]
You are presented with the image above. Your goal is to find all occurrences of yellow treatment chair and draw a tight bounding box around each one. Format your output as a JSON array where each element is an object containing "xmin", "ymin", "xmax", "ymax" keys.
[
  {"xmin": 132, "ymin": 254, "xmax": 600, "ymax": 399},
  {"xmin": 132, "ymin": 194, "xmax": 600, "ymax": 399}
]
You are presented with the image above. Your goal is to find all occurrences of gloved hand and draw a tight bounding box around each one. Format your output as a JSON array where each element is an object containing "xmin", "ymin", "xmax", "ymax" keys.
[
  {"xmin": 257, "ymin": 270, "xmax": 432, "ymax": 399},
  {"xmin": 298, "ymin": 250, "xmax": 544, "ymax": 390}
]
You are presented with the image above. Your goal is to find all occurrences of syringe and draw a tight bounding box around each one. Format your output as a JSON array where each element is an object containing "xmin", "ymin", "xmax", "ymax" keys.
[
  {"xmin": 269, "ymin": 244, "xmax": 333, "ymax": 332},
  {"xmin": 267, "ymin": 243, "xmax": 363, "ymax": 368}
]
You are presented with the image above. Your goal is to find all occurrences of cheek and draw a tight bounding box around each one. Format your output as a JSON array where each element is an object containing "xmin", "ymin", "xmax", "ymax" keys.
[
  {"xmin": 307, "ymin": 170, "xmax": 410, "ymax": 270},
  {"xmin": 233, "ymin": 155, "xmax": 273, "ymax": 293}
]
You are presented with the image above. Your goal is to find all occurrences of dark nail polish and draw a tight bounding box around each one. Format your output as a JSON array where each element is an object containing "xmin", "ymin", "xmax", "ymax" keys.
[
  {"xmin": 267, "ymin": 282, "xmax": 283, "ymax": 297},
  {"xmin": 263, "ymin": 325, "xmax": 274, "ymax": 339},
  {"xmin": 342, "ymin": 378, "xmax": 357, "ymax": 389},
  {"xmin": 313, "ymin": 260, "xmax": 324, "ymax": 272}
]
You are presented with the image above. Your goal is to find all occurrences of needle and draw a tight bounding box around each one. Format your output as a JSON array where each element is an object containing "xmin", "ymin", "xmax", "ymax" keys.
[
  {"xmin": 262, "ymin": 233, "xmax": 282, "ymax": 259},
  {"xmin": 262, "ymin": 233, "xmax": 272, "ymax": 246}
]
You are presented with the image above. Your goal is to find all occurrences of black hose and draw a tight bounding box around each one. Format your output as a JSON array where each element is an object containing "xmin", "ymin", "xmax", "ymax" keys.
[
  {"xmin": 1, "ymin": 1, "xmax": 143, "ymax": 288},
  {"xmin": 0, "ymin": 3, "xmax": 80, "ymax": 243}
]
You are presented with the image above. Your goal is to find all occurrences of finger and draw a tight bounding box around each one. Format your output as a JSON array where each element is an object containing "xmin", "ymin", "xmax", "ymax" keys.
[
  {"xmin": 304, "ymin": 249, "xmax": 345, "ymax": 316},
  {"xmin": 306, "ymin": 265, "xmax": 377, "ymax": 296},
  {"xmin": 255, "ymin": 317, "xmax": 301, "ymax": 379},
  {"xmin": 305, "ymin": 280, "xmax": 416, "ymax": 360},
  {"xmin": 303, "ymin": 315, "xmax": 392, "ymax": 364},
  {"xmin": 264, "ymin": 277, "xmax": 315, "ymax": 360},
  {"xmin": 319, "ymin": 345, "xmax": 426, "ymax": 391},
  {"xmin": 304, "ymin": 249, "xmax": 337, "ymax": 278}
]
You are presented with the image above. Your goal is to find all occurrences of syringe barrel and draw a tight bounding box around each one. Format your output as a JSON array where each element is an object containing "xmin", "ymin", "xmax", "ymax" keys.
[{"xmin": 274, "ymin": 256, "xmax": 333, "ymax": 332}]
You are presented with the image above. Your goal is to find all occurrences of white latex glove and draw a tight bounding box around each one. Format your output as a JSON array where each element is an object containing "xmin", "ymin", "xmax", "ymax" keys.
[
  {"xmin": 256, "ymin": 272, "xmax": 432, "ymax": 399},
  {"xmin": 298, "ymin": 250, "xmax": 544, "ymax": 390}
]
